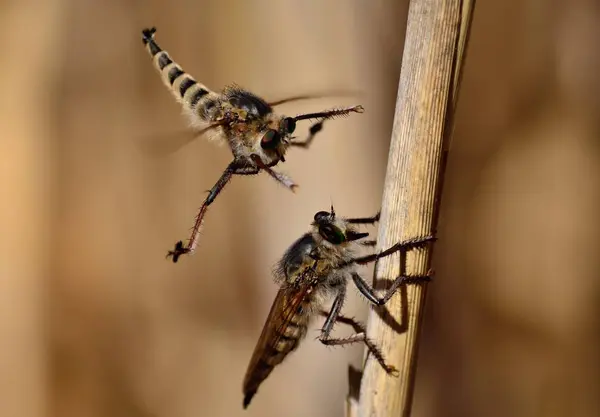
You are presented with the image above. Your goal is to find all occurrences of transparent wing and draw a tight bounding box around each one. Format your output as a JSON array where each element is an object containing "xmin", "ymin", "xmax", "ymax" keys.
[
  {"xmin": 135, "ymin": 123, "xmax": 224, "ymax": 157},
  {"xmin": 243, "ymin": 270, "xmax": 318, "ymax": 404}
]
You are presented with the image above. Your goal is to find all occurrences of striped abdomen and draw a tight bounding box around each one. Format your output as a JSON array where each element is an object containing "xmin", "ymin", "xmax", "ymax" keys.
[
  {"xmin": 242, "ymin": 290, "xmax": 314, "ymax": 408},
  {"xmin": 141, "ymin": 27, "xmax": 214, "ymax": 118}
]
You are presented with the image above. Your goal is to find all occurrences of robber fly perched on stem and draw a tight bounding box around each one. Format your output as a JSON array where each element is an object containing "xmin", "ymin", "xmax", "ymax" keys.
[
  {"xmin": 242, "ymin": 207, "xmax": 435, "ymax": 408},
  {"xmin": 141, "ymin": 27, "xmax": 364, "ymax": 262}
]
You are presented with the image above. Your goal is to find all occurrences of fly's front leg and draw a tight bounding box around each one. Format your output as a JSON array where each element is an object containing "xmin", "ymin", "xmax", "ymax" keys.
[
  {"xmin": 250, "ymin": 154, "xmax": 297, "ymax": 192},
  {"xmin": 345, "ymin": 211, "xmax": 380, "ymax": 224},
  {"xmin": 293, "ymin": 105, "xmax": 364, "ymax": 122},
  {"xmin": 166, "ymin": 160, "xmax": 241, "ymax": 263},
  {"xmin": 289, "ymin": 119, "xmax": 324, "ymax": 149},
  {"xmin": 317, "ymin": 309, "xmax": 398, "ymax": 376},
  {"xmin": 341, "ymin": 234, "xmax": 435, "ymax": 303},
  {"xmin": 290, "ymin": 104, "xmax": 365, "ymax": 149},
  {"xmin": 342, "ymin": 235, "xmax": 436, "ymax": 268}
]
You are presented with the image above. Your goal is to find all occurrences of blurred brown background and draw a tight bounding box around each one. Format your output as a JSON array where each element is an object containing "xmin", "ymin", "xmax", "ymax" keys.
[{"xmin": 2, "ymin": 0, "xmax": 600, "ymax": 416}]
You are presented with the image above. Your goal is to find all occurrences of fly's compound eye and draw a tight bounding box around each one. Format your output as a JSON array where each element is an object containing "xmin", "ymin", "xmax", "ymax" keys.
[
  {"xmin": 261, "ymin": 129, "xmax": 281, "ymax": 149},
  {"xmin": 281, "ymin": 117, "xmax": 296, "ymax": 134},
  {"xmin": 319, "ymin": 224, "xmax": 346, "ymax": 245},
  {"xmin": 314, "ymin": 211, "xmax": 330, "ymax": 223}
]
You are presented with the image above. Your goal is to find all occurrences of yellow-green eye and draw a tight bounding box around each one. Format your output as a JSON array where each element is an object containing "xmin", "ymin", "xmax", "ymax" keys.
[
  {"xmin": 281, "ymin": 117, "xmax": 296, "ymax": 134},
  {"xmin": 319, "ymin": 225, "xmax": 346, "ymax": 244},
  {"xmin": 261, "ymin": 129, "xmax": 281, "ymax": 149}
]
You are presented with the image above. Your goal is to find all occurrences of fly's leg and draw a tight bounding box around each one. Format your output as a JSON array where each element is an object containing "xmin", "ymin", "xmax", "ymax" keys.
[
  {"xmin": 345, "ymin": 212, "xmax": 380, "ymax": 224},
  {"xmin": 351, "ymin": 272, "xmax": 432, "ymax": 306},
  {"xmin": 346, "ymin": 213, "xmax": 379, "ymax": 246},
  {"xmin": 167, "ymin": 160, "xmax": 245, "ymax": 262},
  {"xmin": 341, "ymin": 235, "xmax": 436, "ymax": 268},
  {"xmin": 318, "ymin": 308, "xmax": 397, "ymax": 376},
  {"xmin": 320, "ymin": 333, "xmax": 397, "ymax": 376},
  {"xmin": 289, "ymin": 105, "xmax": 364, "ymax": 148},
  {"xmin": 250, "ymin": 154, "xmax": 297, "ymax": 192},
  {"xmin": 293, "ymin": 105, "xmax": 364, "ymax": 122},
  {"xmin": 289, "ymin": 119, "xmax": 324, "ymax": 149},
  {"xmin": 320, "ymin": 286, "xmax": 346, "ymax": 339},
  {"xmin": 340, "ymin": 234, "xmax": 435, "ymax": 303}
]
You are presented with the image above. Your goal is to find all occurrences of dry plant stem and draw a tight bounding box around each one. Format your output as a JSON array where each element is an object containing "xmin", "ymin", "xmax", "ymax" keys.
[{"xmin": 353, "ymin": 1, "xmax": 476, "ymax": 416}]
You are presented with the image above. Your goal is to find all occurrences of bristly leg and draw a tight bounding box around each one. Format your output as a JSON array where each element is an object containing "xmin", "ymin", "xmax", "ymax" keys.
[
  {"xmin": 320, "ymin": 288, "xmax": 346, "ymax": 338},
  {"xmin": 167, "ymin": 160, "xmax": 261, "ymax": 262},
  {"xmin": 351, "ymin": 271, "xmax": 432, "ymax": 306},
  {"xmin": 250, "ymin": 154, "xmax": 297, "ymax": 192},
  {"xmin": 289, "ymin": 119, "xmax": 324, "ymax": 149},
  {"xmin": 167, "ymin": 161, "xmax": 241, "ymax": 262},
  {"xmin": 342, "ymin": 235, "xmax": 436, "ymax": 268},
  {"xmin": 166, "ymin": 165, "xmax": 234, "ymax": 262},
  {"xmin": 293, "ymin": 105, "xmax": 364, "ymax": 122},
  {"xmin": 318, "ymin": 305, "xmax": 398, "ymax": 376},
  {"xmin": 345, "ymin": 212, "xmax": 380, "ymax": 224}
]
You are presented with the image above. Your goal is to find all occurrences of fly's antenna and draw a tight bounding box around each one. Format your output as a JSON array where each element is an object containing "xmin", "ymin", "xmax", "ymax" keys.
[
  {"xmin": 293, "ymin": 105, "xmax": 364, "ymax": 123},
  {"xmin": 141, "ymin": 27, "xmax": 215, "ymax": 114}
]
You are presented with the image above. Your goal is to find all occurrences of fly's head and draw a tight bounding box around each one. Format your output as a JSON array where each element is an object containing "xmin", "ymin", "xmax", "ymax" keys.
[
  {"xmin": 311, "ymin": 206, "xmax": 369, "ymax": 254},
  {"xmin": 255, "ymin": 114, "xmax": 297, "ymax": 163}
]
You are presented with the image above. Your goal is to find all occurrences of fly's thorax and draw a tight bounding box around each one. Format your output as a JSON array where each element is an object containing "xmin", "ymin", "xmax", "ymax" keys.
[
  {"xmin": 222, "ymin": 85, "xmax": 273, "ymax": 119},
  {"xmin": 282, "ymin": 239, "xmax": 352, "ymax": 305},
  {"xmin": 274, "ymin": 234, "xmax": 317, "ymax": 284},
  {"xmin": 275, "ymin": 229, "xmax": 357, "ymax": 285}
]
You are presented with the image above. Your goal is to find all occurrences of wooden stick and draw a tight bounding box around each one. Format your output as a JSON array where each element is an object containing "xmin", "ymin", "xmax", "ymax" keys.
[{"xmin": 350, "ymin": 1, "xmax": 476, "ymax": 416}]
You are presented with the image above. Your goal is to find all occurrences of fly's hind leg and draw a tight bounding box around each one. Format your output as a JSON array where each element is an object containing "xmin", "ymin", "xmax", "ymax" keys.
[{"xmin": 318, "ymin": 309, "xmax": 398, "ymax": 376}]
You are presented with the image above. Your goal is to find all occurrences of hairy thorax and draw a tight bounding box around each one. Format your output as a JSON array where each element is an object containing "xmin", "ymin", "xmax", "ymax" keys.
[{"xmin": 196, "ymin": 97, "xmax": 287, "ymax": 166}]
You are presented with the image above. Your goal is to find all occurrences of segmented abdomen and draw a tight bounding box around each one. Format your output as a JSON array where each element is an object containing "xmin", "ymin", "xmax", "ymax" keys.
[{"xmin": 141, "ymin": 27, "xmax": 214, "ymax": 117}]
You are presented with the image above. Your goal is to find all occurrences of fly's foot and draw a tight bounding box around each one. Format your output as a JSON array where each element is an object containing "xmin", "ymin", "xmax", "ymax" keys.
[
  {"xmin": 402, "ymin": 271, "xmax": 434, "ymax": 285},
  {"xmin": 166, "ymin": 241, "xmax": 190, "ymax": 263},
  {"xmin": 385, "ymin": 364, "xmax": 400, "ymax": 377}
]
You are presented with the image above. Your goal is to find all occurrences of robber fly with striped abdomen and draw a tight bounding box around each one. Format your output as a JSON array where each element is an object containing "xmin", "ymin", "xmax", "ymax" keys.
[
  {"xmin": 141, "ymin": 27, "xmax": 364, "ymax": 262},
  {"xmin": 242, "ymin": 207, "xmax": 435, "ymax": 408}
]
